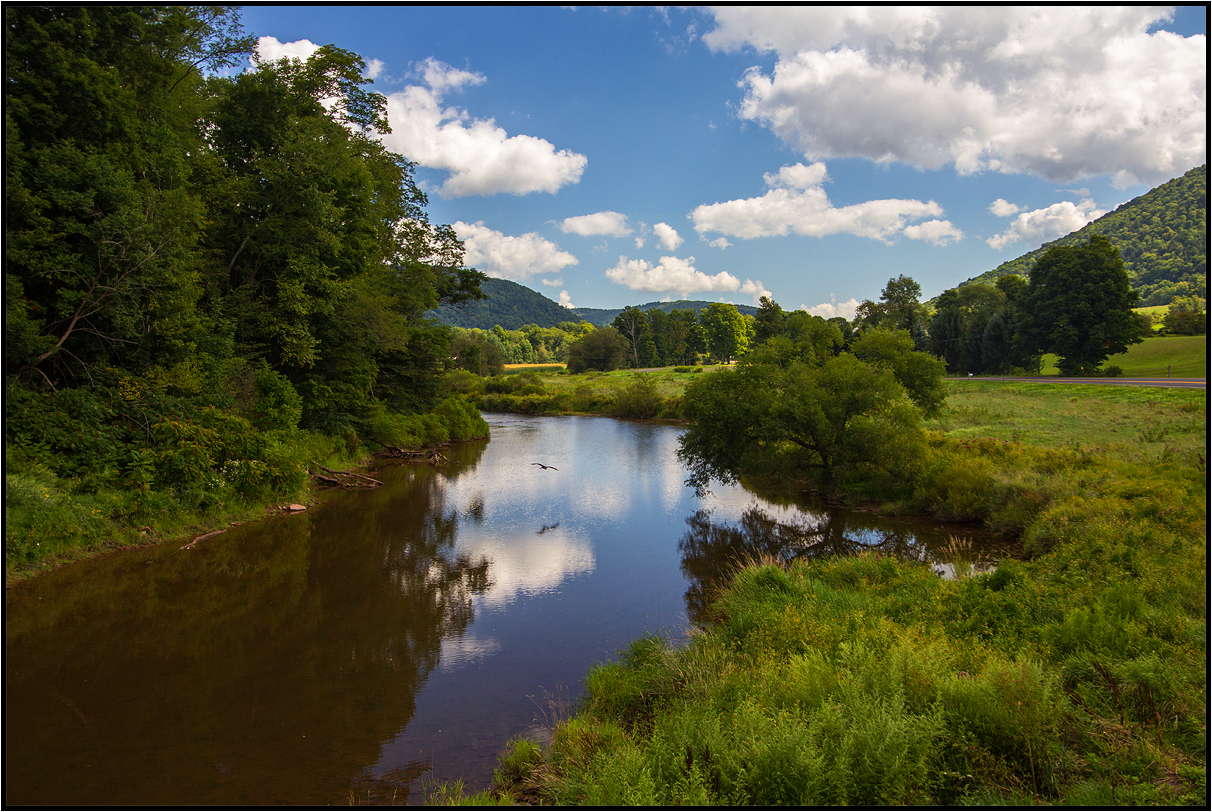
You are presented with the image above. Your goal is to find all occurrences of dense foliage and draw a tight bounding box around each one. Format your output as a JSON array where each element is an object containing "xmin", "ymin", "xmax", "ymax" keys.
[
  {"xmin": 5, "ymin": 7, "xmax": 488, "ymax": 569},
  {"xmin": 1017, "ymin": 235, "xmax": 1143, "ymax": 375},
  {"xmin": 678, "ymin": 296, "xmax": 946, "ymax": 493},
  {"xmin": 960, "ymin": 164, "xmax": 1206, "ymax": 307}
]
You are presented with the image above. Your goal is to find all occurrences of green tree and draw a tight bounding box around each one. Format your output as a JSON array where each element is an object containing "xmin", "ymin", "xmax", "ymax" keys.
[
  {"xmin": 699, "ymin": 303, "xmax": 749, "ymax": 364},
  {"xmin": 5, "ymin": 6, "xmax": 254, "ymax": 387},
  {"xmin": 753, "ymin": 296, "xmax": 786, "ymax": 344},
  {"xmin": 879, "ymin": 274, "xmax": 926, "ymax": 334},
  {"xmin": 611, "ymin": 306, "xmax": 651, "ymax": 368},
  {"xmin": 1019, "ymin": 234, "xmax": 1143, "ymax": 375},
  {"xmin": 851, "ymin": 329, "xmax": 947, "ymax": 417},
  {"xmin": 566, "ymin": 327, "xmax": 628, "ymax": 373},
  {"xmin": 678, "ymin": 350, "xmax": 925, "ymax": 492}
]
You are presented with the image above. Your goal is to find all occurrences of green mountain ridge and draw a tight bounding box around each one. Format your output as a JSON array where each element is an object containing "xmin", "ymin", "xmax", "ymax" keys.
[
  {"xmin": 958, "ymin": 164, "xmax": 1206, "ymax": 306},
  {"xmin": 428, "ymin": 277, "xmax": 757, "ymax": 330}
]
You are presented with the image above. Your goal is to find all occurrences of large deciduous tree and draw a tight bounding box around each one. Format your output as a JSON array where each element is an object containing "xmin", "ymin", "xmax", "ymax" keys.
[
  {"xmin": 699, "ymin": 302, "xmax": 750, "ymax": 364},
  {"xmin": 1018, "ymin": 235, "xmax": 1142, "ymax": 375},
  {"xmin": 678, "ymin": 348, "xmax": 928, "ymax": 493}
]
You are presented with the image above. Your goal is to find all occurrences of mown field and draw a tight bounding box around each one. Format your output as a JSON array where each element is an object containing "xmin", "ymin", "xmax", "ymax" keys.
[
  {"xmin": 436, "ymin": 381, "xmax": 1208, "ymax": 806},
  {"xmin": 1040, "ymin": 334, "xmax": 1207, "ymax": 378}
]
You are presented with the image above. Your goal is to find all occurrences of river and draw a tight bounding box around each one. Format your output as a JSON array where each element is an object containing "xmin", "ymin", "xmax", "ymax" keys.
[{"xmin": 4, "ymin": 414, "xmax": 1005, "ymax": 805}]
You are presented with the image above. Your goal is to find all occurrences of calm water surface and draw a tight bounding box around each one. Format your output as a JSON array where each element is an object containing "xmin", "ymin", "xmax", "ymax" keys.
[{"xmin": 5, "ymin": 414, "xmax": 1005, "ymax": 805}]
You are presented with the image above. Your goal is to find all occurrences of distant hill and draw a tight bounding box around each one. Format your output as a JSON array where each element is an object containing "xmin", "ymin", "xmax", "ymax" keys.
[
  {"xmin": 428, "ymin": 277, "xmax": 759, "ymax": 330},
  {"xmin": 572, "ymin": 299, "xmax": 758, "ymax": 327},
  {"xmin": 428, "ymin": 277, "xmax": 586, "ymax": 330},
  {"xmin": 958, "ymin": 164, "xmax": 1206, "ymax": 306}
]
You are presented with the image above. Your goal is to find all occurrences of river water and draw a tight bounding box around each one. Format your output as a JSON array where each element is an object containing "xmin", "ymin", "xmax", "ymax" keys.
[{"xmin": 4, "ymin": 414, "xmax": 1004, "ymax": 805}]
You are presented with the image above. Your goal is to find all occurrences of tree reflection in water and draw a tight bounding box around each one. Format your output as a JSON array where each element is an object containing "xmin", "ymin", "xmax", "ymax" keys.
[
  {"xmin": 4, "ymin": 440, "xmax": 496, "ymax": 807},
  {"xmin": 679, "ymin": 506, "xmax": 935, "ymax": 624}
]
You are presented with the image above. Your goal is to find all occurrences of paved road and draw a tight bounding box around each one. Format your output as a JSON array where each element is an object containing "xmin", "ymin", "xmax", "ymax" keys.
[{"xmin": 954, "ymin": 376, "xmax": 1205, "ymax": 389}]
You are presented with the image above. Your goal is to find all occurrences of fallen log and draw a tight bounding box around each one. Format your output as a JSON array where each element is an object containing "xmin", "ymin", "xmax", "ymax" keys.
[
  {"xmin": 309, "ymin": 461, "xmax": 382, "ymax": 488},
  {"xmin": 180, "ymin": 528, "xmax": 227, "ymax": 550}
]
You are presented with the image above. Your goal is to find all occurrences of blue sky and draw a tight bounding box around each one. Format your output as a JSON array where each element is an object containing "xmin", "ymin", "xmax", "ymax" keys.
[{"xmin": 239, "ymin": 5, "xmax": 1207, "ymax": 315}]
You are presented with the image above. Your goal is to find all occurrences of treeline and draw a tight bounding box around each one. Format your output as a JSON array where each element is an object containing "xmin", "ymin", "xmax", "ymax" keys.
[
  {"xmin": 5, "ymin": 8, "xmax": 488, "ymax": 568},
  {"xmin": 444, "ymin": 301, "xmax": 762, "ymax": 374},
  {"xmin": 858, "ymin": 237, "xmax": 1152, "ymax": 377},
  {"xmin": 961, "ymin": 164, "xmax": 1206, "ymax": 307}
]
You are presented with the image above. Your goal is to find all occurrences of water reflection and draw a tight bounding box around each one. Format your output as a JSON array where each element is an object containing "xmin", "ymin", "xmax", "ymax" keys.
[
  {"xmin": 679, "ymin": 505, "xmax": 1002, "ymax": 624},
  {"xmin": 4, "ymin": 442, "xmax": 493, "ymax": 807},
  {"xmin": 5, "ymin": 415, "xmax": 1005, "ymax": 807}
]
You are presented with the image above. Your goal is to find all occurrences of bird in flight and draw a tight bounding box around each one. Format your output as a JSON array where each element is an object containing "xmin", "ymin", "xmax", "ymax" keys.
[{"xmin": 531, "ymin": 462, "xmax": 558, "ymax": 470}]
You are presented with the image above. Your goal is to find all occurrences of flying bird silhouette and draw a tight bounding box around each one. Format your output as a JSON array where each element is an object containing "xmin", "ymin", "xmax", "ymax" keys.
[{"xmin": 531, "ymin": 462, "xmax": 558, "ymax": 470}]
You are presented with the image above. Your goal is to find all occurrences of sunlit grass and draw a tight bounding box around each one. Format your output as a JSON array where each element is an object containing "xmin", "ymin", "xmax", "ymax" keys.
[
  {"xmin": 1039, "ymin": 334, "xmax": 1207, "ymax": 377},
  {"xmin": 928, "ymin": 381, "xmax": 1205, "ymax": 467}
]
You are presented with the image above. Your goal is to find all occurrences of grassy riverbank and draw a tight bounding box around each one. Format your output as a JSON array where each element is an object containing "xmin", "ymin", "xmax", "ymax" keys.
[
  {"xmin": 4, "ymin": 400, "xmax": 489, "ymax": 586},
  {"xmin": 437, "ymin": 383, "xmax": 1207, "ymax": 806},
  {"xmin": 444, "ymin": 365, "xmax": 729, "ymax": 420}
]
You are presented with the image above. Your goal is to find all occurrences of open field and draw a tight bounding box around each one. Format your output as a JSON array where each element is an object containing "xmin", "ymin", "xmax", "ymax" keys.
[
  {"xmin": 1040, "ymin": 334, "xmax": 1207, "ymax": 377},
  {"xmin": 929, "ymin": 381, "xmax": 1205, "ymax": 467}
]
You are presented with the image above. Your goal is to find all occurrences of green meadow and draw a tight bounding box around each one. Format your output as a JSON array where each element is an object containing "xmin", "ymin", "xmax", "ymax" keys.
[
  {"xmin": 1040, "ymin": 334, "xmax": 1207, "ymax": 378},
  {"xmin": 436, "ymin": 382, "xmax": 1207, "ymax": 806}
]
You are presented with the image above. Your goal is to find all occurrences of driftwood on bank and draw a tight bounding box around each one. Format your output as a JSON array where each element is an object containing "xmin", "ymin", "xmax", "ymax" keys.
[
  {"xmin": 379, "ymin": 447, "xmax": 449, "ymax": 465},
  {"xmin": 309, "ymin": 461, "xmax": 383, "ymax": 489},
  {"xmin": 180, "ymin": 528, "xmax": 227, "ymax": 550}
]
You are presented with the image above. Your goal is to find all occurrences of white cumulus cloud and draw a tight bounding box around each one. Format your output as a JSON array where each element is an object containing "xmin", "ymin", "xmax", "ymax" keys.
[
  {"xmin": 380, "ymin": 58, "xmax": 587, "ymax": 197},
  {"xmin": 558, "ymin": 290, "xmax": 574, "ymax": 308},
  {"xmin": 605, "ymin": 255, "xmax": 741, "ymax": 297},
  {"xmin": 653, "ymin": 222, "xmax": 684, "ymax": 251},
  {"xmin": 903, "ymin": 219, "xmax": 964, "ymax": 245},
  {"xmin": 704, "ymin": 7, "xmax": 1206, "ymax": 186},
  {"xmin": 708, "ymin": 237, "xmax": 732, "ymax": 249},
  {"xmin": 986, "ymin": 199, "xmax": 1107, "ymax": 250},
  {"xmin": 805, "ymin": 296, "xmax": 861, "ymax": 320},
  {"xmin": 740, "ymin": 279, "xmax": 773, "ymax": 304},
  {"xmin": 560, "ymin": 211, "xmax": 632, "ymax": 237},
  {"xmin": 691, "ymin": 162, "xmax": 952, "ymax": 243},
  {"xmin": 989, "ymin": 199, "xmax": 1022, "ymax": 217},
  {"xmin": 453, "ymin": 221, "xmax": 579, "ymax": 281},
  {"xmin": 540, "ymin": 277, "xmax": 562, "ymax": 287},
  {"xmin": 254, "ymin": 36, "xmax": 321, "ymax": 64}
]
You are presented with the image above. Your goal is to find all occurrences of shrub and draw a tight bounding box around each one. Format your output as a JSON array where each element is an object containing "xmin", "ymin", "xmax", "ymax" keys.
[{"xmin": 610, "ymin": 374, "xmax": 664, "ymax": 419}]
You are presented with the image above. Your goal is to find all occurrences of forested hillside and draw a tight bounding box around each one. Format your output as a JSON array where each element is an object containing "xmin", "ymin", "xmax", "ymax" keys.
[
  {"xmin": 573, "ymin": 299, "xmax": 758, "ymax": 327},
  {"xmin": 428, "ymin": 276, "xmax": 759, "ymax": 330},
  {"xmin": 960, "ymin": 164, "xmax": 1206, "ymax": 306},
  {"xmin": 428, "ymin": 277, "xmax": 586, "ymax": 330}
]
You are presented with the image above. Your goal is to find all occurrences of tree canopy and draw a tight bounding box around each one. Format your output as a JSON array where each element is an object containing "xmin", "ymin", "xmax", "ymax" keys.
[
  {"xmin": 4, "ymin": 6, "xmax": 489, "ymax": 535},
  {"xmin": 1017, "ymin": 234, "xmax": 1142, "ymax": 375}
]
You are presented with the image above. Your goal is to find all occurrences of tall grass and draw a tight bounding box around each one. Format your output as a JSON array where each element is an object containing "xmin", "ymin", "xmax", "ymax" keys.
[{"xmin": 457, "ymin": 385, "xmax": 1206, "ymax": 806}]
